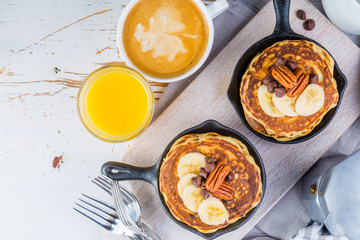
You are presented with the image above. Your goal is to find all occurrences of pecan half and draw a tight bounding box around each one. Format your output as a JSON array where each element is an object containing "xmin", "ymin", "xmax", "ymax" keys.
[
  {"xmin": 205, "ymin": 163, "xmax": 230, "ymax": 192},
  {"xmin": 287, "ymin": 72, "xmax": 309, "ymax": 97},
  {"xmin": 211, "ymin": 182, "xmax": 235, "ymax": 201},
  {"xmin": 271, "ymin": 65, "xmax": 297, "ymax": 89},
  {"xmin": 294, "ymin": 68, "xmax": 304, "ymax": 79}
]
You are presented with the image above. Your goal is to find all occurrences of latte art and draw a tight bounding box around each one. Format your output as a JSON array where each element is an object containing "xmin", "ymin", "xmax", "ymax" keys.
[
  {"xmin": 134, "ymin": 8, "xmax": 197, "ymax": 61},
  {"xmin": 122, "ymin": 0, "xmax": 209, "ymax": 78}
]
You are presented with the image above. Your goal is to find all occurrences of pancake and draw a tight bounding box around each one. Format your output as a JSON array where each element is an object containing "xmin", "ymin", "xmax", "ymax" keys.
[
  {"xmin": 240, "ymin": 40, "xmax": 338, "ymax": 141},
  {"xmin": 159, "ymin": 133, "xmax": 263, "ymax": 233}
]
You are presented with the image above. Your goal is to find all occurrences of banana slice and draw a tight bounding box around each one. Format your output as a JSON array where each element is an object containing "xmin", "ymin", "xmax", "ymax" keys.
[
  {"xmin": 177, "ymin": 173, "xmax": 197, "ymax": 198},
  {"xmin": 182, "ymin": 185, "xmax": 203, "ymax": 213},
  {"xmin": 198, "ymin": 197, "xmax": 229, "ymax": 225},
  {"xmin": 177, "ymin": 152, "xmax": 206, "ymax": 178},
  {"xmin": 295, "ymin": 84, "xmax": 325, "ymax": 116},
  {"xmin": 272, "ymin": 94, "xmax": 298, "ymax": 117},
  {"xmin": 257, "ymin": 85, "xmax": 284, "ymax": 118}
]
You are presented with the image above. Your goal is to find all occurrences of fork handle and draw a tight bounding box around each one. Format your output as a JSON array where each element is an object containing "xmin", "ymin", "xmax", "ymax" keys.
[{"xmin": 102, "ymin": 161, "xmax": 157, "ymax": 186}]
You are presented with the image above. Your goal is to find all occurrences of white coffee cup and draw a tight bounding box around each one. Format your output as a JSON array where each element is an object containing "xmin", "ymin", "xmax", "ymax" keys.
[
  {"xmin": 116, "ymin": 0, "xmax": 229, "ymax": 83},
  {"xmin": 322, "ymin": 0, "xmax": 360, "ymax": 35}
]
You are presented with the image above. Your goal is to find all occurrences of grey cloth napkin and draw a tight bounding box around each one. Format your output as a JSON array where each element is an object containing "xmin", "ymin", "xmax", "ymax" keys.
[
  {"xmin": 244, "ymin": 117, "xmax": 360, "ymax": 240},
  {"xmin": 290, "ymin": 223, "xmax": 349, "ymax": 240}
]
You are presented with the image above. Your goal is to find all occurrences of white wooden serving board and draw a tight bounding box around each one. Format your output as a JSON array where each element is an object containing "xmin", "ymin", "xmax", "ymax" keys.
[{"xmin": 118, "ymin": 1, "xmax": 360, "ymax": 239}]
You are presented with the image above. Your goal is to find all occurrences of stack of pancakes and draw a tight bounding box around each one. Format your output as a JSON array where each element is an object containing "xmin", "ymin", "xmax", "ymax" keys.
[
  {"xmin": 240, "ymin": 40, "xmax": 338, "ymax": 141},
  {"xmin": 159, "ymin": 133, "xmax": 263, "ymax": 233}
]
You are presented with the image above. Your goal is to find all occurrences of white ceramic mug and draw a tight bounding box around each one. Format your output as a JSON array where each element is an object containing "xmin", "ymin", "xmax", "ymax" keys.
[{"xmin": 116, "ymin": 0, "xmax": 229, "ymax": 83}]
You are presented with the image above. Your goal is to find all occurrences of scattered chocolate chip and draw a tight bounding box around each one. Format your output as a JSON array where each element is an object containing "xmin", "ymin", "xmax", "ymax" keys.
[
  {"xmin": 199, "ymin": 168, "xmax": 208, "ymax": 179},
  {"xmin": 267, "ymin": 81, "xmax": 278, "ymax": 94},
  {"xmin": 309, "ymin": 74, "xmax": 319, "ymax": 84},
  {"xmin": 191, "ymin": 176, "xmax": 202, "ymax": 188},
  {"xmin": 274, "ymin": 57, "xmax": 287, "ymax": 67},
  {"xmin": 262, "ymin": 76, "xmax": 273, "ymax": 86},
  {"xmin": 205, "ymin": 162, "xmax": 216, "ymax": 173},
  {"xmin": 206, "ymin": 157, "xmax": 217, "ymax": 164},
  {"xmin": 296, "ymin": 10, "xmax": 306, "ymax": 20},
  {"xmin": 190, "ymin": 214, "xmax": 196, "ymax": 219},
  {"xmin": 200, "ymin": 189, "xmax": 211, "ymax": 200},
  {"xmin": 274, "ymin": 87, "xmax": 286, "ymax": 98},
  {"xmin": 224, "ymin": 199, "xmax": 235, "ymax": 206},
  {"xmin": 226, "ymin": 171, "xmax": 235, "ymax": 182},
  {"xmin": 286, "ymin": 61, "xmax": 298, "ymax": 72},
  {"xmin": 303, "ymin": 19, "xmax": 315, "ymax": 31}
]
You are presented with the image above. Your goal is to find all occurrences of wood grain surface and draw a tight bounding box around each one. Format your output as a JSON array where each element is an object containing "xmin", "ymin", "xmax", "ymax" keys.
[
  {"xmin": 0, "ymin": 0, "xmax": 167, "ymax": 103},
  {"xmin": 118, "ymin": 1, "xmax": 360, "ymax": 239}
]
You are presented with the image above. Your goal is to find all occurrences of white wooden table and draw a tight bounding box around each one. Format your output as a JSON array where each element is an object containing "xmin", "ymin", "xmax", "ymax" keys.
[{"xmin": 0, "ymin": 0, "xmax": 358, "ymax": 240}]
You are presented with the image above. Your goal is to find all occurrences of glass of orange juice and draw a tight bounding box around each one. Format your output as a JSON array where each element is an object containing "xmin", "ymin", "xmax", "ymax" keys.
[{"xmin": 77, "ymin": 65, "xmax": 154, "ymax": 142}]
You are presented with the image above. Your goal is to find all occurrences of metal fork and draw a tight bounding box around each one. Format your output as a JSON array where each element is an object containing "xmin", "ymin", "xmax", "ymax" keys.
[
  {"xmin": 92, "ymin": 176, "xmax": 139, "ymax": 204},
  {"xmin": 113, "ymin": 181, "xmax": 140, "ymax": 230},
  {"xmin": 73, "ymin": 194, "xmax": 145, "ymax": 239},
  {"xmin": 92, "ymin": 176, "xmax": 142, "ymax": 228},
  {"xmin": 92, "ymin": 176, "xmax": 159, "ymax": 240}
]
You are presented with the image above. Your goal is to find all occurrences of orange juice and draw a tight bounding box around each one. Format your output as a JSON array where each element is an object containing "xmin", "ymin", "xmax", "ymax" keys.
[{"xmin": 77, "ymin": 66, "xmax": 154, "ymax": 142}]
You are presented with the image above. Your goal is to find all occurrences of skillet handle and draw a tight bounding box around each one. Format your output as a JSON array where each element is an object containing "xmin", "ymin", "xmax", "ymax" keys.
[
  {"xmin": 273, "ymin": 0, "xmax": 294, "ymax": 35},
  {"xmin": 101, "ymin": 161, "xmax": 157, "ymax": 186}
]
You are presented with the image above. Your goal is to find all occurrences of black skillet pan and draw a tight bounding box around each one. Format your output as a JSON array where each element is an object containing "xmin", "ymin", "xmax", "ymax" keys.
[
  {"xmin": 227, "ymin": 0, "xmax": 347, "ymax": 144},
  {"xmin": 102, "ymin": 120, "xmax": 266, "ymax": 240}
]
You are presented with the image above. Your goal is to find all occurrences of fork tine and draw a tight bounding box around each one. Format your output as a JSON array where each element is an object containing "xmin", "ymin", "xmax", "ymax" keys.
[
  {"xmin": 93, "ymin": 177, "xmax": 132, "ymax": 205},
  {"xmin": 119, "ymin": 189, "xmax": 133, "ymax": 206},
  {"xmin": 97, "ymin": 176, "xmax": 112, "ymax": 188},
  {"xmin": 73, "ymin": 207, "xmax": 111, "ymax": 230},
  {"xmin": 75, "ymin": 202, "xmax": 115, "ymax": 225},
  {"xmin": 78, "ymin": 198, "xmax": 117, "ymax": 219},
  {"xmin": 119, "ymin": 185, "xmax": 137, "ymax": 203},
  {"xmin": 99, "ymin": 175, "xmax": 112, "ymax": 185},
  {"xmin": 82, "ymin": 194, "xmax": 116, "ymax": 212},
  {"xmin": 91, "ymin": 179, "xmax": 112, "ymax": 195}
]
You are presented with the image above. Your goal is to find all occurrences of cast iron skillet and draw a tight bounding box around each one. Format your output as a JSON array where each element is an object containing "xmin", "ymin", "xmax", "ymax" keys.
[
  {"xmin": 101, "ymin": 120, "xmax": 266, "ymax": 240},
  {"xmin": 227, "ymin": 0, "xmax": 347, "ymax": 144}
]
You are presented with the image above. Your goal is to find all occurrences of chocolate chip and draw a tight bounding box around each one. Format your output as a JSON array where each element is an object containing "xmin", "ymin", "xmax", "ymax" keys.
[
  {"xmin": 200, "ymin": 189, "xmax": 211, "ymax": 200},
  {"xmin": 262, "ymin": 76, "xmax": 273, "ymax": 86},
  {"xmin": 191, "ymin": 176, "xmax": 202, "ymax": 188},
  {"xmin": 206, "ymin": 157, "xmax": 217, "ymax": 164},
  {"xmin": 296, "ymin": 10, "xmax": 306, "ymax": 20},
  {"xmin": 274, "ymin": 87, "xmax": 286, "ymax": 98},
  {"xmin": 310, "ymin": 74, "xmax": 319, "ymax": 84},
  {"xmin": 205, "ymin": 162, "xmax": 216, "ymax": 173},
  {"xmin": 199, "ymin": 167, "xmax": 208, "ymax": 179},
  {"xmin": 274, "ymin": 57, "xmax": 287, "ymax": 67},
  {"xmin": 262, "ymin": 75, "xmax": 275, "ymax": 86},
  {"xmin": 303, "ymin": 19, "xmax": 315, "ymax": 31},
  {"xmin": 267, "ymin": 81, "xmax": 278, "ymax": 94},
  {"xmin": 286, "ymin": 61, "xmax": 298, "ymax": 72},
  {"xmin": 224, "ymin": 199, "xmax": 235, "ymax": 206},
  {"xmin": 226, "ymin": 171, "xmax": 235, "ymax": 182}
]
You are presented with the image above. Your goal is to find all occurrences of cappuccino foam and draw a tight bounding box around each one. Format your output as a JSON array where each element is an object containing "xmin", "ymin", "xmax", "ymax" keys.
[{"xmin": 122, "ymin": 0, "xmax": 209, "ymax": 78}]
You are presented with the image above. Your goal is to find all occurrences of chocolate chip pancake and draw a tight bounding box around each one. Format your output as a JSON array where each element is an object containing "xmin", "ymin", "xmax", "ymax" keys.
[
  {"xmin": 240, "ymin": 40, "xmax": 338, "ymax": 141},
  {"xmin": 159, "ymin": 133, "xmax": 263, "ymax": 233}
]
